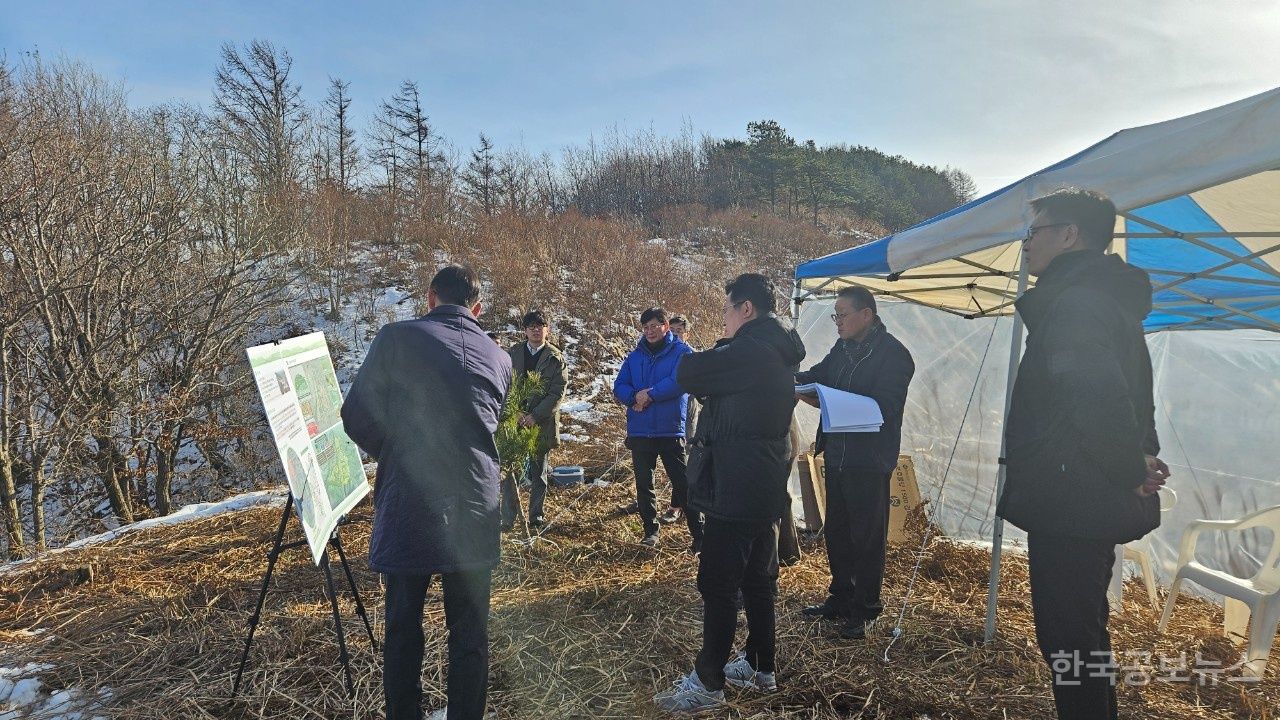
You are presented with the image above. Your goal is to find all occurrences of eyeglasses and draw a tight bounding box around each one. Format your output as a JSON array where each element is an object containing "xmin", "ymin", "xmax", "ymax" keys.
[
  {"xmin": 831, "ymin": 309, "xmax": 868, "ymax": 323},
  {"xmin": 640, "ymin": 323, "xmax": 665, "ymax": 332},
  {"xmin": 1024, "ymin": 222, "xmax": 1071, "ymax": 243},
  {"xmin": 722, "ymin": 300, "xmax": 746, "ymax": 313}
]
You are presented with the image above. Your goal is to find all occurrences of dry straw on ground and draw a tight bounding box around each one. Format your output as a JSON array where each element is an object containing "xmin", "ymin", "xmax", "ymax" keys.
[{"xmin": 0, "ymin": 454, "xmax": 1275, "ymax": 719}]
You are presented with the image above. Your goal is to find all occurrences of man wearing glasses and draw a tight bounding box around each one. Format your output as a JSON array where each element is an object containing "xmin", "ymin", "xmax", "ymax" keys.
[
  {"xmin": 794, "ymin": 285, "xmax": 915, "ymax": 640},
  {"xmin": 501, "ymin": 310, "xmax": 567, "ymax": 530},
  {"xmin": 613, "ymin": 307, "xmax": 700, "ymax": 548},
  {"xmin": 1000, "ymin": 188, "xmax": 1168, "ymax": 720},
  {"xmin": 654, "ymin": 274, "xmax": 805, "ymax": 712}
]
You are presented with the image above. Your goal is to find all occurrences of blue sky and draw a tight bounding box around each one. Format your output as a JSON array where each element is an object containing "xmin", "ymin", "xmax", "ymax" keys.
[{"xmin": 3, "ymin": 0, "xmax": 1278, "ymax": 194}]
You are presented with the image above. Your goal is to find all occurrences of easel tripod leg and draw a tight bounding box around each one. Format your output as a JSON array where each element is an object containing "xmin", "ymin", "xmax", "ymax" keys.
[
  {"xmin": 331, "ymin": 533, "xmax": 378, "ymax": 650},
  {"xmin": 321, "ymin": 550, "xmax": 356, "ymax": 698},
  {"xmin": 233, "ymin": 496, "xmax": 292, "ymax": 697}
]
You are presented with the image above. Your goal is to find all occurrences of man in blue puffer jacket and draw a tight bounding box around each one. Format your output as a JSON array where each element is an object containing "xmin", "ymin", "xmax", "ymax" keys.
[{"xmin": 613, "ymin": 307, "xmax": 702, "ymax": 549}]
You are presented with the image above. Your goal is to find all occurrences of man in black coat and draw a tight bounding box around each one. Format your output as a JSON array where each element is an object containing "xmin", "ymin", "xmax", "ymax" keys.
[
  {"xmin": 653, "ymin": 274, "xmax": 806, "ymax": 713},
  {"xmin": 342, "ymin": 265, "xmax": 512, "ymax": 720},
  {"xmin": 795, "ymin": 285, "xmax": 914, "ymax": 639},
  {"xmin": 998, "ymin": 189, "xmax": 1169, "ymax": 720}
]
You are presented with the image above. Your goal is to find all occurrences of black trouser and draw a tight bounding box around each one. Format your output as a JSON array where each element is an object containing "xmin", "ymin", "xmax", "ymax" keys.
[
  {"xmin": 693, "ymin": 517, "xmax": 779, "ymax": 691},
  {"xmin": 500, "ymin": 451, "xmax": 549, "ymax": 525},
  {"xmin": 630, "ymin": 437, "xmax": 702, "ymax": 544},
  {"xmin": 822, "ymin": 465, "xmax": 891, "ymax": 621},
  {"xmin": 1028, "ymin": 532, "xmax": 1119, "ymax": 720},
  {"xmin": 384, "ymin": 570, "xmax": 492, "ymax": 720}
]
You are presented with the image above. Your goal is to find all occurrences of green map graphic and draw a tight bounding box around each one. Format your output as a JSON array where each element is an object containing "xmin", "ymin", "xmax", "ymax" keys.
[
  {"xmin": 314, "ymin": 425, "xmax": 367, "ymax": 509},
  {"xmin": 291, "ymin": 357, "xmax": 344, "ymax": 437}
]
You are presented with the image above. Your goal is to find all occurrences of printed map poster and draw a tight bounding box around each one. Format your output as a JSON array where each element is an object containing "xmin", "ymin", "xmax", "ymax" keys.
[{"xmin": 247, "ymin": 332, "xmax": 370, "ymax": 564}]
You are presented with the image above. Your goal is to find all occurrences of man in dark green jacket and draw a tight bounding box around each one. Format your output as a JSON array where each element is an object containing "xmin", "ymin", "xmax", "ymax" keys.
[
  {"xmin": 654, "ymin": 274, "xmax": 805, "ymax": 713},
  {"xmin": 501, "ymin": 310, "xmax": 568, "ymax": 529},
  {"xmin": 999, "ymin": 188, "xmax": 1170, "ymax": 720}
]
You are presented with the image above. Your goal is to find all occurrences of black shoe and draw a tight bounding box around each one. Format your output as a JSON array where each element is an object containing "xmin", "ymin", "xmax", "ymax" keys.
[
  {"xmin": 529, "ymin": 516, "xmax": 547, "ymax": 529},
  {"xmin": 840, "ymin": 618, "xmax": 873, "ymax": 640},
  {"xmin": 623, "ymin": 502, "xmax": 639, "ymax": 514},
  {"xmin": 802, "ymin": 601, "xmax": 848, "ymax": 621},
  {"xmin": 641, "ymin": 532, "xmax": 659, "ymax": 547},
  {"xmin": 500, "ymin": 521, "xmax": 515, "ymax": 532}
]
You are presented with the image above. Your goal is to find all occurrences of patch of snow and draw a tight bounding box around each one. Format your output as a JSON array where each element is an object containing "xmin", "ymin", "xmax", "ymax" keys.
[
  {"xmin": 7, "ymin": 677, "xmax": 41, "ymax": 707},
  {"xmin": 40, "ymin": 687, "xmax": 80, "ymax": 715},
  {"xmin": 558, "ymin": 433, "xmax": 588, "ymax": 444},
  {"xmin": 1, "ymin": 489, "xmax": 286, "ymax": 575},
  {"xmin": 0, "ymin": 664, "xmax": 55, "ymax": 679},
  {"xmin": 560, "ymin": 400, "xmax": 605, "ymax": 425}
]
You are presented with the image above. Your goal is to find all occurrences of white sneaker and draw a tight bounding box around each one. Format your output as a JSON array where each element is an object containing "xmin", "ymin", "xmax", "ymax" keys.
[
  {"xmin": 723, "ymin": 652, "xmax": 778, "ymax": 692},
  {"xmin": 653, "ymin": 670, "xmax": 725, "ymax": 713}
]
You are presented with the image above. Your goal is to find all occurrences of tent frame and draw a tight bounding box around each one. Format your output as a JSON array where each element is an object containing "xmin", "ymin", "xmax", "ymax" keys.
[{"xmin": 794, "ymin": 222, "xmax": 1280, "ymax": 643}]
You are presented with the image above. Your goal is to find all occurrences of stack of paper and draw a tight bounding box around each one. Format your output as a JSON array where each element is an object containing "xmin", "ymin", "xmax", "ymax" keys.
[{"xmin": 795, "ymin": 383, "xmax": 883, "ymax": 433}]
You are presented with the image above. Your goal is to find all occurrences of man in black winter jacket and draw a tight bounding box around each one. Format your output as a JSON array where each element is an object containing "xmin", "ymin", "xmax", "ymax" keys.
[
  {"xmin": 653, "ymin": 274, "xmax": 806, "ymax": 713},
  {"xmin": 795, "ymin": 285, "xmax": 914, "ymax": 639},
  {"xmin": 999, "ymin": 188, "xmax": 1169, "ymax": 720}
]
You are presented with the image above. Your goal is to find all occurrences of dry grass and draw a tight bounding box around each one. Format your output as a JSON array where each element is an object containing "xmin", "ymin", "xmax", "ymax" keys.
[{"xmin": 0, "ymin": 453, "xmax": 1275, "ymax": 719}]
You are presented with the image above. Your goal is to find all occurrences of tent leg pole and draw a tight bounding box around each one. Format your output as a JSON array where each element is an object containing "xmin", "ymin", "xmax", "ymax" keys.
[{"xmin": 984, "ymin": 261, "xmax": 1028, "ymax": 644}]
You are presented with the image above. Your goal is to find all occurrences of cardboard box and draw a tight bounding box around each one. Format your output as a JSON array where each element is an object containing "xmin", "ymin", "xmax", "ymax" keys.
[
  {"xmin": 797, "ymin": 453, "xmax": 921, "ymax": 543},
  {"xmin": 887, "ymin": 454, "xmax": 922, "ymax": 544},
  {"xmin": 796, "ymin": 452, "xmax": 826, "ymax": 532}
]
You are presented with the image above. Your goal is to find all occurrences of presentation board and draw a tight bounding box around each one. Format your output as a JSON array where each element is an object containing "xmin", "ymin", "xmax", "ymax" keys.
[{"xmin": 247, "ymin": 332, "xmax": 370, "ymax": 564}]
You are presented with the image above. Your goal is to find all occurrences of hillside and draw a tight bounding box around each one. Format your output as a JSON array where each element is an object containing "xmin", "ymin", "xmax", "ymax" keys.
[{"xmin": 0, "ymin": 475, "xmax": 1273, "ymax": 719}]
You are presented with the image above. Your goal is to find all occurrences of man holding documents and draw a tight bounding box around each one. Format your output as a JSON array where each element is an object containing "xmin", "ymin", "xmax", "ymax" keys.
[{"xmin": 795, "ymin": 285, "xmax": 914, "ymax": 640}]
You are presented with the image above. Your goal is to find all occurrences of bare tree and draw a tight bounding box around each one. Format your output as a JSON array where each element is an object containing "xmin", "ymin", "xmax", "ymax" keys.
[
  {"xmin": 213, "ymin": 40, "xmax": 306, "ymax": 195},
  {"xmin": 380, "ymin": 80, "xmax": 445, "ymax": 191},
  {"xmin": 315, "ymin": 77, "xmax": 359, "ymax": 191}
]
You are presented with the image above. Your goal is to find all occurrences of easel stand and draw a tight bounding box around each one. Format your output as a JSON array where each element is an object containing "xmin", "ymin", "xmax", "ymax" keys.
[{"xmin": 232, "ymin": 495, "xmax": 378, "ymax": 698}]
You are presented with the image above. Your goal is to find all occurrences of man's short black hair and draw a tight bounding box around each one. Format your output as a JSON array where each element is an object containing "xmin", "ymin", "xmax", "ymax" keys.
[
  {"xmin": 669, "ymin": 315, "xmax": 688, "ymax": 328},
  {"xmin": 1030, "ymin": 188, "xmax": 1117, "ymax": 251},
  {"xmin": 521, "ymin": 310, "xmax": 548, "ymax": 328},
  {"xmin": 836, "ymin": 285, "xmax": 877, "ymax": 315},
  {"xmin": 640, "ymin": 307, "xmax": 668, "ymax": 326},
  {"xmin": 725, "ymin": 273, "xmax": 776, "ymax": 314},
  {"xmin": 429, "ymin": 265, "xmax": 480, "ymax": 306}
]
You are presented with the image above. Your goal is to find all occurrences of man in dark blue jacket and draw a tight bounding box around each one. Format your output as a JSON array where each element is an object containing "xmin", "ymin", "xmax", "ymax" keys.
[
  {"xmin": 613, "ymin": 307, "xmax": 698, "ymax": 548},
  {"xmin": 342, "ymin": 265, "xmax": 511, "ymax": 720},
  {"xmin": 795, "ymin": 285, "xmax": 914, "ymax": 640}
]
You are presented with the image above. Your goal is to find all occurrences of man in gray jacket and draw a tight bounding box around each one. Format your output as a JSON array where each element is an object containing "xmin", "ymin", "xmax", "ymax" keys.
[{"xmin": 342, "ymin": 265, "xmax": 511, "ymax": 720}]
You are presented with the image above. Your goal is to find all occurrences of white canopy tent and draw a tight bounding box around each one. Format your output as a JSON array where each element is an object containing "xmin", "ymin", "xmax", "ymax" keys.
[{"xmin": 791, "ymin": 86, "xmax": 1280, "ymax": 641}]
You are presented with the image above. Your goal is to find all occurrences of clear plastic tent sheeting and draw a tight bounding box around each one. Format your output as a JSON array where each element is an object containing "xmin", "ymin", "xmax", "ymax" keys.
[{"xmin": 793, "ymin": 297, "xmax": 1280, "ymax": 592}]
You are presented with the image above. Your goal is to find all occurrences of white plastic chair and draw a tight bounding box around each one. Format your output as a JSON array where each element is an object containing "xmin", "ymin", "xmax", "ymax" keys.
[
  {"xmin": 1109, "ymin": 488, "xmax": 1177, "ymax": 613},
  {"xmin": 1157, "ymin": 505, "xmax": 1280, "ymax": 677}
]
